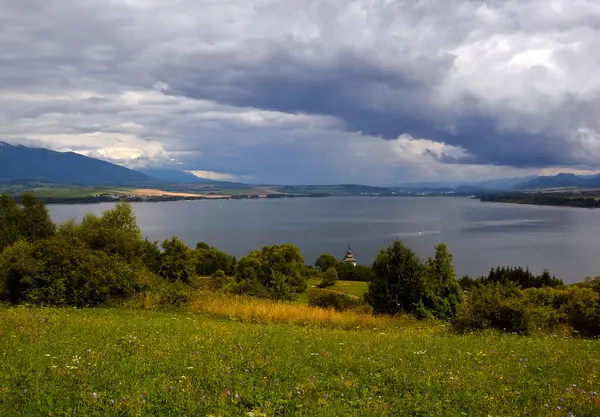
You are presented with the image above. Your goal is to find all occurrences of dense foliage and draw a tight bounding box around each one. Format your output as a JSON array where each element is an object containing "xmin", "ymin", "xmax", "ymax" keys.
[
  {"xmin": 318, "ymin": 267, "xmax": 338, "ymax": 288},
  {"xmin": 1, "ymin": 194, "xmax": 600, "ymax": 337},
  {"xmin": 365, "ymin": 241, "xmax": 462, "ymax": 320},
  {"xmin": 230, "ymin": 244, "xmax": 307, "ymax": 300}
]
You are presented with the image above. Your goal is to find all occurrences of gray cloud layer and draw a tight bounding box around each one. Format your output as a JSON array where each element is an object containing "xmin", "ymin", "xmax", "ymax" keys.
[{"xmin": 2, "ymin": 0, "xmax": 600, "ymax": 183}]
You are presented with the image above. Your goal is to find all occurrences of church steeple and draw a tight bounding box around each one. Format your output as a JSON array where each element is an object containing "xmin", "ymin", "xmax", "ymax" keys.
[{"xmin": 342, "ymin": 244, "xmax": 357, "ymax": 266}]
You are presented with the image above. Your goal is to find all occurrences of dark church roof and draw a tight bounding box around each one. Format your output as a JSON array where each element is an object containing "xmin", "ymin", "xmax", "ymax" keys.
[{"xmin": 342, "ymin": 246, "xmax": 356, "ymax": 263}]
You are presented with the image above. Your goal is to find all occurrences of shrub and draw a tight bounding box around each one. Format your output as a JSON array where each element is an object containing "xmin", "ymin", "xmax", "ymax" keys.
[
  {"xmin": 318, "ymin": 267, "xmax": 338, "ymax": 288},
  {"xmin": 335, "ymin": 263, "xmax": 374, "ymax": 282},
  {"xmin": 209, "ymin": 270, "xmax": 231, "ymax": 290},
  {"xmin": 158, "ymin": 282, "xmax": 190, "ymax": 308},
  {"xmin": 452, "ymin": 283, "xmax": 599, "ymax": 336},
  {"xmin": 453, "ymin": 283, "xmax": 533, "ymax": 334},
  {"xmin": 0, "ymin": 237, "xmax": 140, "ymax": 307},
  {"xmin": 308, "ymin": 288, "xmax": 362, "ymax": 311}
]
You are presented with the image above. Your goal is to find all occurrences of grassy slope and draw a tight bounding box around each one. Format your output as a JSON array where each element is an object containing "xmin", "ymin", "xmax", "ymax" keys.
[
  {"xmin": 297, "ymin": 279, "xmax": 369, "ymax": 305},
  {"xmin": 1, "ymin": 307, "xmax": 599, "ymax": 416}
]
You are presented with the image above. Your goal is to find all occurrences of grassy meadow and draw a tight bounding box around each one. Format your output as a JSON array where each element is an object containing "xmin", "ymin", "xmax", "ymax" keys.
[{"xmin": 1, "ymin": 302, "xmax": 599, "ymax": 417}]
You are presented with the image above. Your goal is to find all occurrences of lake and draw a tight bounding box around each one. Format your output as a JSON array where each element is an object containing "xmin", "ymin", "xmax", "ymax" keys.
[{"xmin": 48, "ymin": 197, "xmax": 600, "ymax": 283}]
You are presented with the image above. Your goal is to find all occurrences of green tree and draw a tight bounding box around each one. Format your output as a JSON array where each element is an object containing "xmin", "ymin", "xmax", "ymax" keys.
[
  {"xmin": 20, "ymin": 193, "xmax": 56, "ymax": 242},
  {"xmin": 315, "ymin": 254, "xmax": 339, "ymax": 272},
  {"xmin": 0, "ymin": 237, "xmax": 139, "ymax": 307},
  {"xmin": 159, "ymin": 237, "xmax": 196, "ymax": 283},
  {"xmin": 268, "ymin": 270, "xmax": 296, "ymax": 301},
  {"xmin": 318, "ymin": 267, "xmax": 338, "ymax": 288},
  {"xmin": 366, "ymin": 239, "xmax": 428, "ymax": 316},
  {"xmin": 76, "ymin": 202, "xmax": 144, "ymax": 263},
  {"xmin": 234, "ymin": 244, "xmax": 307, "ymax": 298},
  {"xmin": 424, "ymin": 243, "xmax": 463, "ymax": 320},
  {"xmin": 195, "ymin": 244, "xmax": 236, "ymax": 276},
  {"xmin": 335, "ymin": 263, "xmax": 374, "ymax": 282},
  {"xmin": 0, "ymin": 194, "xmax": 21, "ymax": 252}
]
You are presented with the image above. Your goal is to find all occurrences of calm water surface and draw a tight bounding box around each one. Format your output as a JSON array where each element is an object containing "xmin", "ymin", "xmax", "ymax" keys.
[{"xmin": 48, "ymin": 197, "xmax": 600, "ymax": 283}]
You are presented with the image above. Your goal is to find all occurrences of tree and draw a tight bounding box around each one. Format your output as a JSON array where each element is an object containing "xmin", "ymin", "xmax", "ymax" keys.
[
  {"xmin": 366, "ymin": 239, "xmax": 428, "ymax": 316},
  {"xmin": 366, "ymin": 241, "xmax": 462, "ymax": 319},
  {"xmin": 315, "ymin": 254, "xmax": 339, "ymax": 272},
  {"xmin": 19, "ymin": 193, "xmax": 56, "ymax": 243},
  {"xmin": 335, "ymin": 263, "xmax": 374, "ymax": 282},
  {"xmin": 159, "ymin": 237, "xmax": 196, "ymax": 283},
  {"xmin": 318, "ymin": 267, "xmax": 338, "ymax": 288},
  {"xmin": 424, "ymin": 243, "xmax": 463, "ymax": 320},
  {"xmin": 0, "ymin": 236, "xmax": 139, "ymax": 307},
  {"xmin": 0, "ymin": 194, "xmax": 21, "ymax": 252},
  {"xmin": 75, "ymin": 202, "xmax": 145, "ymax": 263},
  {"xmin": 233, "ymin": 244, "xmax": 307, "ymax": 298},
  {"xmin": 195, "ymin": 243, "xmax": 236, "ymax": 276}
]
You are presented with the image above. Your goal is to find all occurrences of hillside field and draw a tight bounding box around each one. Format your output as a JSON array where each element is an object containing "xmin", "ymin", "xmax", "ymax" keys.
[{"xmin": 1, "ymin": 306, "xmax": 599, "ymax": 416}]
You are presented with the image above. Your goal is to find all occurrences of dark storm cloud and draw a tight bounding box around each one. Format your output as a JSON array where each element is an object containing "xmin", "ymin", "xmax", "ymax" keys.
[{"xmin": 2, "ymin": 0, "xmax": 600, "ymax": 183}]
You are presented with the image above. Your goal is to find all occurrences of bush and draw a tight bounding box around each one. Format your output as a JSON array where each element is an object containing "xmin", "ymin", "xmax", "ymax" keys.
[
  {"xmin": 453, "ymin": 283, "xmax": 600, "ymax": 336},
  {"xmin": 308, "ymin": 288, "xmax": 362, "ymax": 311},
  {"xmin": 522, "ymin": 286, "xmax": 600, "ymax": 336},
  {"xmin": 158, "ymin": 282, "xmax": 190, "ymax": 308},
  {"xmin": 453, "ymin": 283, "xmax": 533, "ymax": 334},
  {"xmin": 318, "ymin": 267, "xmax": 338, "ymax": 288},
  {"xmin": 209, "ymin": 270, "xmax": 231, "ymax": 290},
  {"xmin": 0, "ymin": 237, "xmax": 140, "ymax": 307},
  {"xmin": 335, "ymin": 263, "xmax": 374, "ymax": 282}
]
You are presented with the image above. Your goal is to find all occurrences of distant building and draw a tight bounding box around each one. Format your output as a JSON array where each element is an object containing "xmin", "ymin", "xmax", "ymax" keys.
[{"xmin": 342, "ymin": 245, "xmax": 357, "ymax": 266}]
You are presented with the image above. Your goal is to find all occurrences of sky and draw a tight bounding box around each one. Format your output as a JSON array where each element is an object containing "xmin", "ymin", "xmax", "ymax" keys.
[{"xmin": 2, "ymin": 0, "xmax": 600, "ymax": 185}]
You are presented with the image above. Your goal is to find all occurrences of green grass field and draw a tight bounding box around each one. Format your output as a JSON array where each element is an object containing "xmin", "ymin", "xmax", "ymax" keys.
[
  {"xmin": 299, "ymin": 279, "xmax": 368, "ymax": 305},
  {"xmin": 1, "ymin": 306, "xmax": 599, "ymax": 416}
]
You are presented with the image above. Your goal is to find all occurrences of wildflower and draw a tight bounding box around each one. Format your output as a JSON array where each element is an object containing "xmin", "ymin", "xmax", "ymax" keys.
[
  {"xmin": 591, "ymin": 391, "xmax": 598, "ymax": 396},
  {"xmin": 235, "ymin": 394, "xmax": 239, "ymax": 400},
  {"xmin": 92, "ymin": 392, "xmax": 97, "ymax": 399},
  {"xmin": 110, "ymin": 399, "xmax": 115, "ymax": 406}
]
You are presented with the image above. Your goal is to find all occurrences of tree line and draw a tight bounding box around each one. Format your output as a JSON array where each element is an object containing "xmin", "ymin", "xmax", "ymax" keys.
[{"xmin": 1, "ymin": 194, "xmax": 599, "ymax": 336}]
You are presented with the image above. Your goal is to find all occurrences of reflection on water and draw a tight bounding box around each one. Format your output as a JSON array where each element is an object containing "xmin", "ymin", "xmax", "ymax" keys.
[{"xmin": 49, "ymin": 197, "xmax": 599, "ymax": 283}]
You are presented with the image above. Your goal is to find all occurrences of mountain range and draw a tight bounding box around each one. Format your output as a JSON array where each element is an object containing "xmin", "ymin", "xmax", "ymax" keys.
[
  {"xmin": 2, "ymin": 141, "xmax": 600, "ymax": 192},
  {"xmin": 0, "ymin": 142, "xmax": 155, "ymax": 186}
]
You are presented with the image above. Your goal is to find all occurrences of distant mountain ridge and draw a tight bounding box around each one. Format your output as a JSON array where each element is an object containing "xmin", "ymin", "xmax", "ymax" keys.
[
  {"xmin": 515, "ymin": 173, "xmax": 600, "ymax": 190},
  {"xmin": 2, "ymin": 141, "xmax": 600, "ymax": 192},
  {"xmin": 0, "ymin": 141, "xmax": 155, "ymax": 186}
]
